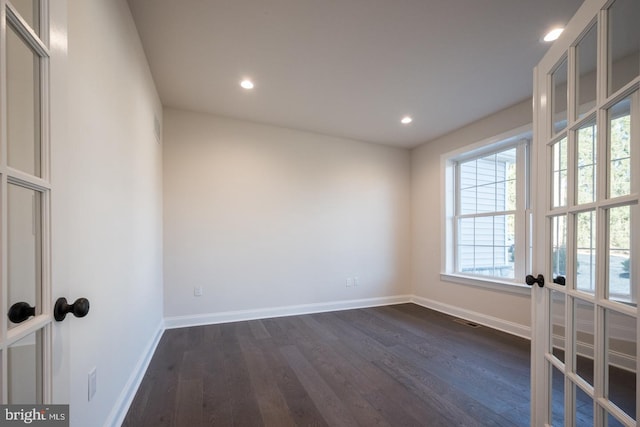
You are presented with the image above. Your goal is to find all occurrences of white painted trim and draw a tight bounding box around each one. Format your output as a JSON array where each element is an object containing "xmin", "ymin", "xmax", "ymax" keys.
[
  {"xmin": 440, "ymin": 124, "xmax": 533, "ymax": 161},
  {"xmin": 164, "ymin": 295, "xmax": 413, "ymax": 329},
  {"xmin": 411, "ymin": 295, "xmax": 531, "ymax": 339},
  {"xmin": 165, "ymin": 295, "xmax": 533, "ymax": 339},
  {"xmin": 440, "ymin": 273, "xmax": 532, "ymax": 296},
  {"xmin": 440, "ymin": 126, "xmax": 533, "ymax": 285},
  {"xmin": 104, "ymin": 320, "xmax": 165, "ymax": 427}
]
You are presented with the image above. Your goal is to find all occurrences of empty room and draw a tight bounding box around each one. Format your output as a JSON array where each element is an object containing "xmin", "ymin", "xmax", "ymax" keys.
[{"xmin": 1, "ymin": 0, "xmax": 638, "ymax": 426}]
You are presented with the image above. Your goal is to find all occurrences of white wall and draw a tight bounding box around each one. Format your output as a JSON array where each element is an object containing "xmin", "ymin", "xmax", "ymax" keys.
[
  {"xmin": 411, "ymin": 100, "xmax": 533, "ymax": 329},
  {"xmin": 163, "ymin": 109, "xmax": 411, "ymax": 320},
  {"xmin": 54, "ymin": 0, "xmax": 163, "ymax": 425}
]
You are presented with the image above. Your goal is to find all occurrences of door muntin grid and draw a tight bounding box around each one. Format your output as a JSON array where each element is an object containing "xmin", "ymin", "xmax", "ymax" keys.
[{"xmin": 538, "ymin": 1, "xmax": 639, "ymax": 425}]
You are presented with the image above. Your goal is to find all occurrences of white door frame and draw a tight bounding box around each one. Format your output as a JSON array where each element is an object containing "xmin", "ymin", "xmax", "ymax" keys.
[{"xmin": 49, "ymin": 0, "xmax": 69, "ymax": 405}]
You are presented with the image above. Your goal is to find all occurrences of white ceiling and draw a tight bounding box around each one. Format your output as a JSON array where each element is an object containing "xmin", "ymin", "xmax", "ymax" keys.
[{"xmin": 128, "ymin": 0, "xmax": 584, "ymax": 148}]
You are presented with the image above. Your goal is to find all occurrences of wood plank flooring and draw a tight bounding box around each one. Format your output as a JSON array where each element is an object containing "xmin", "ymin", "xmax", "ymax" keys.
[{"xmin": 121, "ymin": 303, "xmax": 631, "ymax": 426}]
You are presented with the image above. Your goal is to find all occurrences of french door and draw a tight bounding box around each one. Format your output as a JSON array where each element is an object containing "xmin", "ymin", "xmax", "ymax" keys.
[
  {"xmin": 0, "ymin": 0, "xmax": 62, "ymax": 405},
  {"xmin": 532, "ymin": 0, "xmax": 639, "ymax": 425}
]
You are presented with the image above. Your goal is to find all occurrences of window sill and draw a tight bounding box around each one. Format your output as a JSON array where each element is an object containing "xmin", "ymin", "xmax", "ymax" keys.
[{"xmin": 440, "ymin": 273, "xmax": 532, "ymax": 295}]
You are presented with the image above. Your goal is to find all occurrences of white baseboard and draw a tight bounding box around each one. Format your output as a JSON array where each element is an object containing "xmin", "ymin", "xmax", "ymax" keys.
[
  {"xmin": 164, "ymin": 295, "xmax": 413, "ymax": 329},
  {"xmin": 104, "ymin": 319, "xmax": 164, "ymax": 427},
  {"xmin": 411, "ymin": 295, "xmax": 531, "ymax": 339}
]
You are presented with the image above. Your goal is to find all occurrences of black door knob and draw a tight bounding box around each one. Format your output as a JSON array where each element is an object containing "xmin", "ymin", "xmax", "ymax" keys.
[
  {"xmin": 525, "ymin": 274, "xmax": 545, "ymax": 287},
  {"xmin": 54, "ymin": 297, "xmax": 90, "ymax": 321},
  {"xmin": 8, "ymin": 302, "xmax": 36, "ymax": 323},
  {"xmin": 553, "ymin": 276, "xmax": 566, "ymax": 286}
]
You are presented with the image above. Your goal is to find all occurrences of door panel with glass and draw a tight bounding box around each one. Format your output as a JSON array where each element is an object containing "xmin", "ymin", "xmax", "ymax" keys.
[
  {"xmin": 532, "ymin": 0, "xmax": 639, "ymax": 425},
  {"xmin": 1, "ymin": 0, "xmax": 52, "ymax": 404}
]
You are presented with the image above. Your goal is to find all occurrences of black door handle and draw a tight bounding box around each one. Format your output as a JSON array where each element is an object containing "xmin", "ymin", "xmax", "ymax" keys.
[
  {"xmin": 8, "ymin": 302, "xmax": 36, "ymax": 323},
  {"xmin": 54, "ymin": 297, "xmax": 90, "ymax": 321},
  {"xmin": 525, "ymin": 274, "xmax": 545, "ymax": 287},
  {"xmin": 553, "ymin": 276, "xmax": 566, "ymax": 286}
]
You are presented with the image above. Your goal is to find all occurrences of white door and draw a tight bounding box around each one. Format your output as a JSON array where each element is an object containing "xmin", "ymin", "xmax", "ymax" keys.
[
  {"xmin": 1, "ymin": 0, "xmax": 70, "ymax": 405},
  {"xmin": 532, "ymin": 0, "xmax": 639, "ymax": 425}
]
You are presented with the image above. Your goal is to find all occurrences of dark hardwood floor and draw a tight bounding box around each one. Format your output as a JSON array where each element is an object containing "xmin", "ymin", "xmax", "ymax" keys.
[{"xmin": 122, "ymin": 304, "xmax": 633, "ymax": 426}]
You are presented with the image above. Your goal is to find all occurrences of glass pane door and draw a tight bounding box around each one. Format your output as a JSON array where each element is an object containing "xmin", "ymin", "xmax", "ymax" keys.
[
  {"xmin": 533, "ymin": 0, "xmax": 639, "ymax": 425},
  {"xmin": 1, "ymin": 0, "xmax": 53, "ymax": 404}
]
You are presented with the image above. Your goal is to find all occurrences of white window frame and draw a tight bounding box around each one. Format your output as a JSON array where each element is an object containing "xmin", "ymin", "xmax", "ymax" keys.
[{"xmin": 441, "ymin": 125, "xmax": 532, "ymax": 295}]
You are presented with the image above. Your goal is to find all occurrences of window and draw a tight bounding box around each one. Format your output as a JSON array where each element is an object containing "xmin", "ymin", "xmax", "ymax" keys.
[
  {"xmin": 457, "ymin": 148, "xmax": 518, "ymax": 278},
  {"xmin": 442, "ymin": 128, "xmax": 530, "ymax": 291}
]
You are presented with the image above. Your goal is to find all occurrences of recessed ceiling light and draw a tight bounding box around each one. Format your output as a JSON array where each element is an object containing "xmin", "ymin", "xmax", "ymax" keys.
[
  {"xmin": 240, "ymin": 79, "xmax": 254, "ymax": 90},
  {"xmin": 401, "ymin": 116, "xmax": 413, "ymax": 124},
  {"xmin": 543, "ymin": 28, "xmax": 564, "ymax": 42}
]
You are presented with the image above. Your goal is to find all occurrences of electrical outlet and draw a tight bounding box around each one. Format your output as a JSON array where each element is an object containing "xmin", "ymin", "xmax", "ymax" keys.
[
  {"xmin": 194, "ymin": 286, "xmax": 203, "ymax": 296},
  {"xmin": 353, "ymin": 276, "xmax": 360, "ymax": 287},
  {"xmin": 346, "ymin": 278, "xmax": 353, "ymax": 287},
  {"xmin": 88, "ymin": 368, "xmax": 97, "ymax": 401}
]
